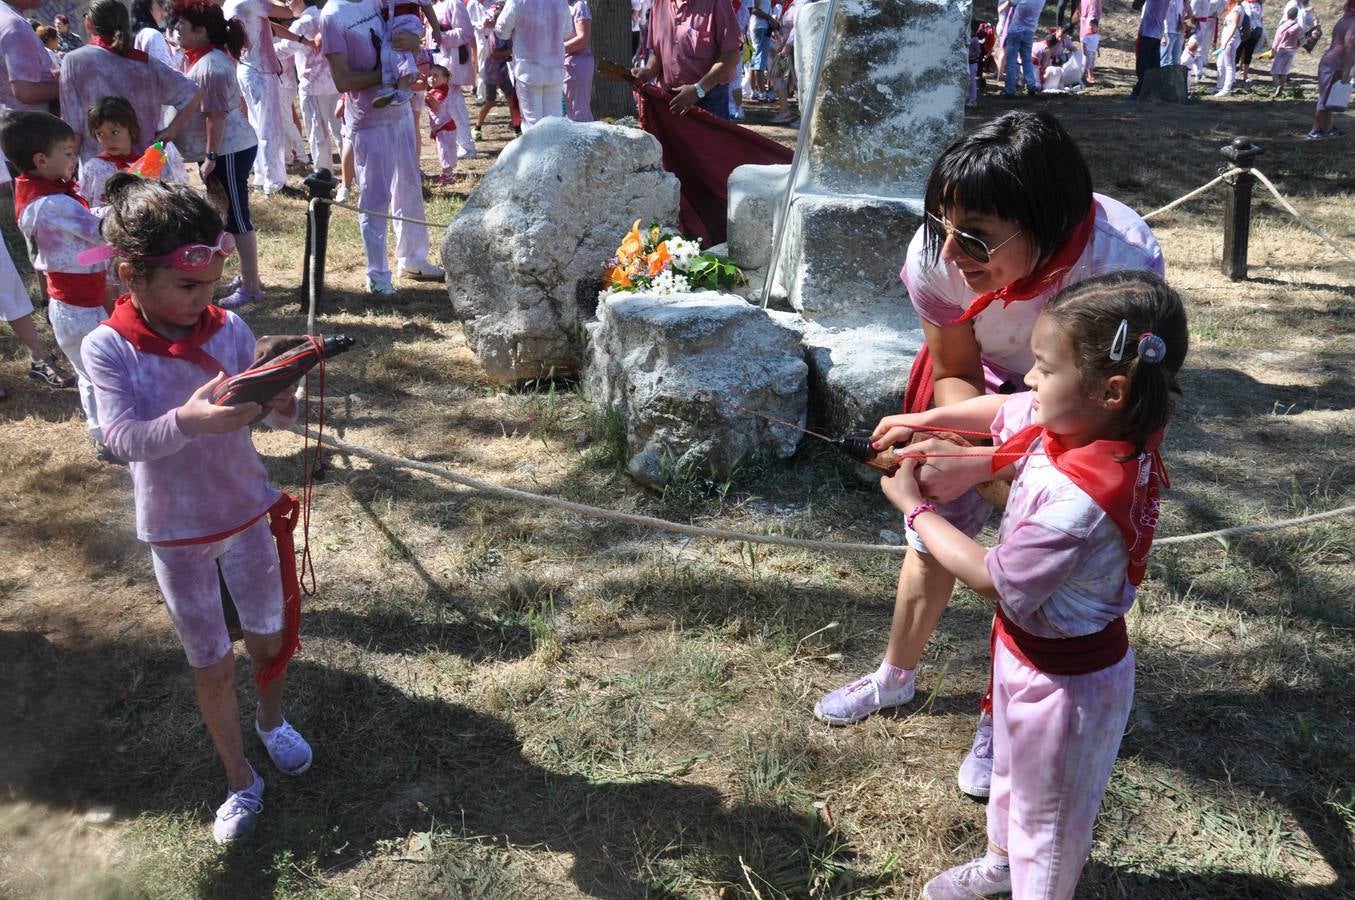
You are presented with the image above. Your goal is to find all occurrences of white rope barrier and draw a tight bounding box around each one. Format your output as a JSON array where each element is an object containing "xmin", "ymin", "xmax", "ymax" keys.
[
  {"xmin": 292, "ymin": 426, "xmax": 1355, "ymax": 558},
  {"xmin": 1140, "ymin": 166, "xmax": 1355, "ymax": 262},
  {"xmin": 314, "ymin": 196, "xmax": 452, "ymax": 230}
]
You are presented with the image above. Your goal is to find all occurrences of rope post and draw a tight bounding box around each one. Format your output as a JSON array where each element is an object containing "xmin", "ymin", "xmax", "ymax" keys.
[
  {"xmin": 1219, "ymin": 137, "xmax": 1263, "ymax": 281},
  {"xmin": 300, "ymin": 168, "xmax": 337, "ymax": 317}
]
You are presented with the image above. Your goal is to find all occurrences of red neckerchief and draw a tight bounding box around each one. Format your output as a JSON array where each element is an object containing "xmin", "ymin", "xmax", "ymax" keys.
[
  {"xmin": 102, "ymin": 294, "xmax": 231, "ymax": 376},
  {"xmin": 992, "ymin": 424, "xmax": 1168, "ymax": 585},
  {"xmin": 14, "ymin": 174, "xmax": 89, "ymax": 218},
  {"xmin": 89, "ymin": 34, "xmax": 150, "ymax": 62},
  {"xmin": 955, "ymin": 202, "xmax": 1099, "ymax": 324},
  {"xmin": 182, "ymin": 44, "xmax": 224, "ymax": 68},
  {"xmin": 97, "ymin": 151, "xmax": 140, "ymax": 169}
]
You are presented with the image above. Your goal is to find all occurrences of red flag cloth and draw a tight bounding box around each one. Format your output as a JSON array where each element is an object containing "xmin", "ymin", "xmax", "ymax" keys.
[
  {"xmin": 954, "ymin": 202, "xmax": 1098, "ymax": 325},
  {"xmin": 254, "ymin": 492, "xmax": 302, "ymax": 689},
  {"xmin": 14, "ymin": 174, "xmax": 89, "ymax": 218},
  {"xmin": 991, "ymin": 424, "xmax": 1168, "ymax": 586},
  {"xmin": 635, "ymin": 81, "xmax": 792, "ymax": 247},
  {"xmin": 102, "ymin": 294, "xmax": 230, "ymax": 376},
  {"xmin": 901, "ymin": 342, "xmax": 934, "ymax": 414}
]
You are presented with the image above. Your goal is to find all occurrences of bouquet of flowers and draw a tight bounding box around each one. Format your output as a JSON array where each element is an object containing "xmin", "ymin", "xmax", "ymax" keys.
[{"xmin": 600, "ymin": 221, "xmax": 745, "ymax": 300}]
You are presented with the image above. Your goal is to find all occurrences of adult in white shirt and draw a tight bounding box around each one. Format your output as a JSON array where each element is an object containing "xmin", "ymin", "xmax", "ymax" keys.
[
  {"xmin": 494, "ymin": 0, "xmax": 572, "ymax": 130},
  {"xmin": 222, "ymin": 0, "xmax": 294, "ymax": 194},
  {"xmin": 289, "ymin": 0, "xmax": 342, "ymax": 168}
]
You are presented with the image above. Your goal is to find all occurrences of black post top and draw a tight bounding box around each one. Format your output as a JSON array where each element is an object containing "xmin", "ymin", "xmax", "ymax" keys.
[
  {"xmin": 303, "ymin": 168, "xmax": 338, "ymax": 198},
  {"xmin": 1220, "ymin": 136, "xmax": 1263, "ymax": 168}
]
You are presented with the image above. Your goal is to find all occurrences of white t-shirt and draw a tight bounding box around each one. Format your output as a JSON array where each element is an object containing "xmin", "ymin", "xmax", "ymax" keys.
[
  {"xmin": 321, "ymin": 0, "xmax": 403, "ymax": 131},
  {"xmin": 291, "ymin": 5, "xmax": 339, "ymax": 95},
  {"xmin": 223, "ymin": 0, "xmax": 284, "ymax": 73},
  {"xmin": 176, "ymin": 48, "xmax": 259, "ymax": 161}
]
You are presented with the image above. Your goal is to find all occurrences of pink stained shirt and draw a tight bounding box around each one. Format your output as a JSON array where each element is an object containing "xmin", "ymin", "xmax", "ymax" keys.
[
  {"xmin": 1080, "ymin": 0, "xmax": 1102, "ymax": 38},
  {"xmin": 900, "ymin": 193, "xmax": 1164, "ymax": 391},
  {"xmin": 291, "ymin": 5, "xmax": 339, "ymax": 96},
  {"xmin": 435, "ymin": 0, "xmax": 476, "ymax": 85},
  {"xmin": 494, "ymin": 0, "xmax": 572, "ymax": 85},
  {"xmin": 176, "ymin": 48, "xmax": 259, "ymax": 163},
  {"xmin": 321, "ymin": 0, "xmax": 404, "ymax": 132},
  {"xmin": 645, "ymin": 0, "xmax": 743, "ymax": 90},
  {"xmin": 985, "ymin": 391, "xmax": 1137, "ymax": 639},
  {"xmin": 0, "ymin": 0, "xmax": 59, "ymax": 114},
  {"xmin": 223, "ymin": 0, "xmax": 284, "ymax": 74},
  {"xmin": 59, "ymin": 45, "xmax": 199, "ymax": 160},
  {"xmin": 81, "ymin": 311, "xmax": 297, "ymax": 544},
  {"xmin": 16, "ymin": 192, "xmax": 104, "ymax": 275}
]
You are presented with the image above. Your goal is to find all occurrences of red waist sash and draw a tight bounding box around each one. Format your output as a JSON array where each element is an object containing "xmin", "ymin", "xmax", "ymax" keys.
[
  {"xmin": 46, "ymin": 271, "xmax": 107, "ymax": 308},
  {"xmin": 992, "ymin": 604, "xmax": 1129, "ymax": 676}
]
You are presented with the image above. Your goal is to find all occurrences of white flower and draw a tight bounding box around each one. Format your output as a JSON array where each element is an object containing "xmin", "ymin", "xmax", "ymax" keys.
[
  {"xmin": 649, "ymin": 270, "xmax": 691, "ymax": 295},
  {"xmin": 666, "ymin": 237, "xmax": 699, "ymax": 271}
]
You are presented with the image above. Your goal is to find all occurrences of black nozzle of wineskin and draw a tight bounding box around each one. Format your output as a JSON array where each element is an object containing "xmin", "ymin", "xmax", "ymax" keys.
[
  {"xmin": 321, "ymin": 334, "xmax": 356, "ymax": 357},
  {"xmin": 832, "ymin": 435, "xmax": 876, "ymax": 463}
]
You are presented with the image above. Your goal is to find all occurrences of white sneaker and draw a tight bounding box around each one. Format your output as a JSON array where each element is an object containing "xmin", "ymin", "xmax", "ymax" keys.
[
  {"xmin": 922, "ymin": 857, "xmax": 1012, "ymax": 899},
  {"xmin": 212, "ymin": 769, "xmax": 264, "ymax": 844},
  {"xmin": 813, "ymin": 669, "xmax": 915, "ymax": 726},
  {"xmin": 256, "ymin": 715, "xmax": 313, "ymax": 775},
  {"xmin": 957, "ymin": 714, "xmax": 995, "ymax": 798},
  {"xmin": 366, "ymin": 274, "xmax": 396, "ymax": 295},
  {"xmin": 397, "ymin": 259, "xmax": 444, "ymax": 281},
  {"xmin": 389, "ymin": 89, "xmax": 413, "ymax": 107},
  {"xmin": 334, "ymin": 184, "xmax": 350, "ymax": 203},
  {"xmin": 372, "ymin": 85, "xmax": 398, "ymax": 108}
]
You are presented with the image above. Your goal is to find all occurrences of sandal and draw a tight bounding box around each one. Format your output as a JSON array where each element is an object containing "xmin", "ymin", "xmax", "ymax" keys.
[{"xmin": 29, "ymin": 354, "xmax": 76, "ymax": 388}]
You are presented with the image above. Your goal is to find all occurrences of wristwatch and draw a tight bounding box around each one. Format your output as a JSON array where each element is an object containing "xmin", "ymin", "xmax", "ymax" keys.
[
  {"xmin": 205, "ymin": 151, "xmax": 218, "ymax": 161},
  {"xmin": 694, "ymin": 83, "xmax": 706, "ymax": 99}
]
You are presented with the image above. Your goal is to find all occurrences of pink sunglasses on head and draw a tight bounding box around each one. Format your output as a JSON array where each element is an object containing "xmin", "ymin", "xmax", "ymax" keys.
[{"xmin": 77, "ymin": 232, "xmax": 237, "ymax": 270}]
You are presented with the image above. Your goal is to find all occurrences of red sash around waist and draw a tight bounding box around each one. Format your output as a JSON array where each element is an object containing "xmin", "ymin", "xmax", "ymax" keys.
[
  {"xmin": 46, "ymin": 271, "xmax": 107, "ymax": 308},
  {"xmin": 991, "ymin": 604, "xmax": 1129, "ymax": 676}
]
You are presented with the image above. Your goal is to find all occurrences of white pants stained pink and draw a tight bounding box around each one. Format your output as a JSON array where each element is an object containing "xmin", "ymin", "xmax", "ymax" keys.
[
  {"xmin": 151, "ymin": 517, "xmax": 284, "ymax": 668},
  {"xmin": 987, "ymin": 641, "xmax": 1134, "ymax": 900},
  {"xmin": 237, "ymin": 64, "xmax": 289, "ymax": 192},
  {"xmin": 352, "ymin": 118, "xmax": 431, "ymax": 280},
  {"xmin": 516, "ymin": 82, "xmax": 564, "ymax": 130},
  {"xmin": 564, "ymin": 53, "xmax": 594, "ymax": 121}
]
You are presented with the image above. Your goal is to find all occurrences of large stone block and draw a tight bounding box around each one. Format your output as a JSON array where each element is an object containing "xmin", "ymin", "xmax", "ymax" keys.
[
  {"xmin": 1141, "ymin": 65, "xmax": 1190, "ymax": 102},
  {"xmin": 800, "ymin": 309, "xmax": 924, "ymax": 437},
  {"xmin": 779, "ymin": 193, "xmax": 924, "ymax": 321},
  {"xmin": 726, "ymin": 163, "xmax": 789, "ymax": 271},
  {"xmin": 441, "ymin": 118, "xmax": 680, "ymax": 385},
  {"xmin": 794, "ymin": 0, "xmax": 971, "ymax": 197},
  {"xmin": 585, "ymin": 292, "xmax": 808, "ymax": 488}
]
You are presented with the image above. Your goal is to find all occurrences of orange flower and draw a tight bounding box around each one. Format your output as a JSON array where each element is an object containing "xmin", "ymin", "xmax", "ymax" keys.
[
  {"xmin": 604, "ymin": 264, "xmax": 633, "ymax": 289},
  {"xmin": 646, "ymin": 241, "xmax": 672, "ymax": 276},
  {"xmin": 617, "ymin": 219, "xmax": 644, "ymax": 262}
]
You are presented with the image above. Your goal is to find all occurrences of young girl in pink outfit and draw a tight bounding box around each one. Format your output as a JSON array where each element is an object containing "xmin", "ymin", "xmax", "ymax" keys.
[
  {"xmin": 81, "ymin": 174, "xmax": 312, "ymax": 845},
  {"xmin": 875, "ymin": 271, "xmax": 1188, "ymax": 899},
  {"xmin": 424, "ymin": 63, "xmax": 459, "ymax": 182}
]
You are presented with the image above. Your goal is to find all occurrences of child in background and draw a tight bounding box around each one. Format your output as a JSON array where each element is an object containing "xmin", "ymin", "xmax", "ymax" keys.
[
  {"xmin": 81, "ymin": 174, "xmax": 311, "ymax": 845},
  {"xmin": 874, "ymin": 272, "xmax": 1188, "ymax": 900},
  {"xmin": 288, "ymin": 0, "xmax": 343, "ymax": 169},
  {"xmin": 1083, "ymin": 18, "xmax": 1101, "ymax": 83},
  {"xmin": 1181, "ymin": 35, "xmax": 1202, "ymax": 88},
  {"xmin": 1270, "ymin": 5, "xmax": 1302, "ymax": 95},
  {"xmin": 376, "ymin": 0, "xmax": 442, "ymax": 108},
  {"xmin": 79, "ymin": 96, "xmax": 141, "ymax": 209},
  {"xmin": 474, "ymin": 30, "xmax": 522, "ymax": 138},
  {"xmin": 2, "ymin": 112, "xmax": 112, "ymax": 458},
  {"xmin": 424, "ymin": 64, "xmax": 459, "ymax": 183},
  {"xmin": 0, "ymin": 160, "xmax": 74, "ymax": 394}
]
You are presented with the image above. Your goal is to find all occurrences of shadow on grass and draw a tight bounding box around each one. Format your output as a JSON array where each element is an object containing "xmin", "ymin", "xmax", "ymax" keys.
[{"xmin": 0, "ymin": 628, "xmax": 882, "ymax": 898}]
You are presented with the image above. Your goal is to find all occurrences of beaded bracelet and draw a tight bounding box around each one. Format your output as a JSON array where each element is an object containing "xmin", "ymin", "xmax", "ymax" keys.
[{"xmin": 906, "ymin": 502, "xmax": 938, "ymax": 532}]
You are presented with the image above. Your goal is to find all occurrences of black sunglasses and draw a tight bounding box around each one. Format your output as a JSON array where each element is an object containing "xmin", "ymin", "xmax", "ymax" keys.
[{"xmin": 926, "ymin": 212, "xmax": 1022, "ymax": 265}]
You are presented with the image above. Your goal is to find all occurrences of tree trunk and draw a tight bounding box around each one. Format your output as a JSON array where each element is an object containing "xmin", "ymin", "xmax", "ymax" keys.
[{"xmin": 591, "ymin": 0, "xmax": 637, "ymax": 119}]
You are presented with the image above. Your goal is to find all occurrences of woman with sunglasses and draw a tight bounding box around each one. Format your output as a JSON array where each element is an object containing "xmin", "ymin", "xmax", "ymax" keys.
[
  {"xmin": 81, "ymin": 173, "xmax": 312, "ymax": 845},
  {"xmin": 814, "ymin": 111, "xmax": 1163, "ymax": 798},
  {"xmin": 170, "ymin": 0, "xmax": 267, "ymax": 310}
]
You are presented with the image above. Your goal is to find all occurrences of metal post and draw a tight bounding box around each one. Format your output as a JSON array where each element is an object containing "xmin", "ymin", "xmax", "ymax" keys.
[
  {"xmin": 300, "ymin": 168, "xmax": 337, "ymax": 323},
  {"xmin": 1219, "ymin": 137, "xmax": 1262, "ymax": 282}
]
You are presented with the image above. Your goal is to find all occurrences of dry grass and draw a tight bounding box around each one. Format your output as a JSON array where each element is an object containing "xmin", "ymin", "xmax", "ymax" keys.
[{"xmin": 3, "ymin": 5, "xmax": 1355, "ymax": 896}]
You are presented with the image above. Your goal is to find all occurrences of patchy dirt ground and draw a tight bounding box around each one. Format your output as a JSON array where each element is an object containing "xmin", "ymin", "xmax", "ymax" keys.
[{"xmin": 2, "ymin": 3, "xmax": 1354, "ymax": 898}]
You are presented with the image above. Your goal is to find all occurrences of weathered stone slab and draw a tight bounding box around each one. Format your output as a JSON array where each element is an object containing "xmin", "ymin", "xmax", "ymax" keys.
[
  {"xmin": 793, "ymin": 0, "xmax": 971, "ymax": 197},
  {"xmin": 585, "ymin": 292, "xmax": 808, "ymax": 487},
  {"xmin": 1141, "ymin": 65, "xmax": 1190, "ymax": 102},
  {"xmin": 726, "ymin": 163, "xmax": 789, "ymax": 271},
  {"xmin": 441, "ymin": 118, "xmax": 680, "ymax": 385}
]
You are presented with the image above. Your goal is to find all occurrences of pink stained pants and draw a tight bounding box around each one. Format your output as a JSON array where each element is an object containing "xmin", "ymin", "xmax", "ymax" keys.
[
  {"xmin": 351, "ymin": 116, "xmax": 432, "ymax": 280},
  {"xmin": 237, "ymin": 64, "xmax": 289, "ymax": 192},
  {"xmin": 564, "ymin": 53, "xmax": 594, "ymax": 121},
  {"xmin": 986, "ymin": 640, "xmax": 1134, "ymax": 900},
  {"xmin": 433, "ymin": 129, "xmax": 458, "ymax": 172}
]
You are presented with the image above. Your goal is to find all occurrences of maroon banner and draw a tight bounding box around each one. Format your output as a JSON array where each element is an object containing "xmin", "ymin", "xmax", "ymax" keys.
[{"xmin": 635, "ymin": 82, "xmax": 793, "ymax": 248}]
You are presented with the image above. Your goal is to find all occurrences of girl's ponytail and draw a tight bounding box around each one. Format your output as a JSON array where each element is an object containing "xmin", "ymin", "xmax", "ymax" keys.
[
  {"xmin": 87, "ymin": 0, "xmax": 134, "ymax": 54},
  {"xmin": 224, "ymin": 18, "xmax": 246, "ymax": 60}
]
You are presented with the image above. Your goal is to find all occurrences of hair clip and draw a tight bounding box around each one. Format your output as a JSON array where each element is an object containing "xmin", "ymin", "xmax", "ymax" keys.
[
  {"xmin": 1137, "ymin": 332, "xmax": 1168, "ymax": 364},
  {"xmin": 1108, "ymin": 319, "xmax": 1129, "ymax": 361}
]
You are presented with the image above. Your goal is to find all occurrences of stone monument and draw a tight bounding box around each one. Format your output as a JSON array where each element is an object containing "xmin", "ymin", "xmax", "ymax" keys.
[{"xmin": 729, "ymin": 0, "xmax": 971, "ymax": 434}]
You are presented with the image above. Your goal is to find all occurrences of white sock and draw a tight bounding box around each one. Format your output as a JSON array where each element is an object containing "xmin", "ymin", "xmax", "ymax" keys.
[
  {"xmin": 982, "ymin": 848, "xmax": 1010, "ymax": 872},
  {"xmin": 876, "ymin": 660, "xmax": 913, "ymax": 689}
]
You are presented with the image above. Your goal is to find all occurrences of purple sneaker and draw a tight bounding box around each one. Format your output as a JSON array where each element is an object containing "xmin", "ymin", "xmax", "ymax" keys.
[
  {"xmin": 813, "ymin": 669, "xmax": 915, "ymax": 726},
  {"xmin": 922, "ymin": 857, "xmax": 1012, "ymax": 899},
  {"xmin": 957, "ymin": 713, "xmax": 994, "ymax": 798},
  {"xmin": 212, "ymin": 769, "xmax": 264, "ymax": 844},
  {"xmin": 218, "ymin": 285, "xmax": 266, "ymax": 310}
]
